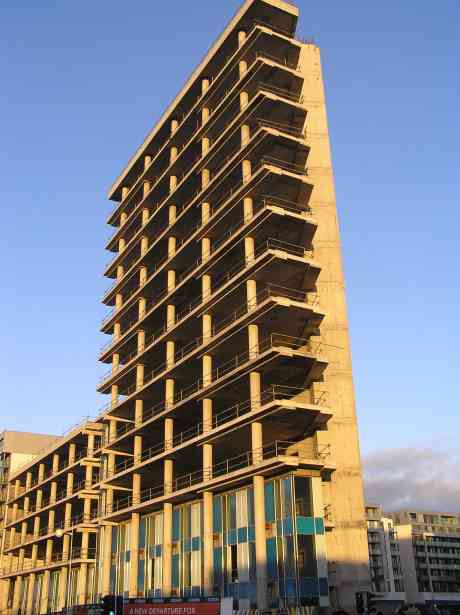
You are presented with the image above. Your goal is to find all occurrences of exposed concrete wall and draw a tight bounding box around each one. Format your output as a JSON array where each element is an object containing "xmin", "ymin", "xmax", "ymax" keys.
[{"xmin": 299, "ymin": 43, "xmax": 371, "ymax": 609}]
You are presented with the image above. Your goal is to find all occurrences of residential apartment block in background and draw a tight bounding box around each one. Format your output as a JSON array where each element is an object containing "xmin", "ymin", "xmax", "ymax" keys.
[
  {"xmin": 389, "ymin": 510, "xmax": 460, "ymax": 609},
  {"xmin": 0, "ymin": 0, "xmax": 372, "ymax": 612},
  {"xmin": 365, "ymin": 505, "xmax": 406, "ymax": 605}
]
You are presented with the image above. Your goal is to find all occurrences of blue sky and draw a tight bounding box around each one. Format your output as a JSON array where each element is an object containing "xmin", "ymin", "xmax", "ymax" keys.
[{"xmin": 1, "ymin": 1, "xmax": 459, "ymax": 504}]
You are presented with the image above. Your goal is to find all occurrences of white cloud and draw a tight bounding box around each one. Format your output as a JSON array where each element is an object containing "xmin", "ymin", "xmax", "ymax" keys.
[{"xmin": 363, "ymin": 446, "xmax": 460, "ymax": 512}]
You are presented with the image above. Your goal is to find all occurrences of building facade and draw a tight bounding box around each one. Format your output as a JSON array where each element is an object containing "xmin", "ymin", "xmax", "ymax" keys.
[
  {"xmin": 0, "ymin": 423, "xmax": 102, "ymax": 615},
  {"xmin": 96, "ymin": 0, "xmax": 369, "ymax": 611},
  {"xmin": 389, "ymin": 510, "xmax": 460, "ymax": 612},
  {"xmin": 365, "ymin": 505, "xmax": 406, "ymax": 606},
  {"xmin": 0, "ymin": 0, "xmax": 371, "ymax": 613}
]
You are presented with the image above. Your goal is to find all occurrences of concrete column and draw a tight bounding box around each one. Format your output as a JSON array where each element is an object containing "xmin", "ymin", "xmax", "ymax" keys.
[
  {"xmin": 24, "ymin": 496, "xmax": 30, "ymax": 515},
  {"xmin": 53, "ymin": 454, "xmax": 60, "ymax": 475},
  {"xmin": 144, "ymin": 155, "xmax": 152, "ymax": 170},
  {"xmin": 250, "ymin": 371, "xmax": 262, "ymax": 411},
  {"xmin": 48, "ymin": 509, "xmax": 55, "ymax": 534},
  {"xmin": 132, "ymin": 474, "xmax": 141, "ymax": 504},
  {"xmin": 135, "ymin": 399, "xmax": 144, "ymax": 426},
  {"xmin": 57, "ymin": 565, "xmax": 67, "ymax": 610},
  {"xmin": 45, "ymin": 538, "xmax": 53, "ymax": 564},
  {"xmin": 31, "ymin": 544, "xmax": 38, "ymax": 567},
  {"xmin": 78, "ymin": 531, "xmax": 90, "ymax": 604},
  {"xmin": 166, "ymin": 304, "xmax": 175, "ymax": 329},
  {"xmin": 33, "ymin": 516, "xmax": 40, "ymax": 538},
  {"xmin": 242, "ymin": 159, "xmax": 252, "ymax": 183},
  {"xmin": 136, "ymin": 363, "xmax": 145, "ymax": 390},
  {"xmin": 25, "ymin": 472, "xmax": 32, "ymax": 491},
  {"xmin": 203, "ymin": 491, "xmax": 214, "ymax": 596},
  {"xmin": 202, "ymin": 237, "xmax": 211, "ymax": 263},
  {"xmin": 142, "ymin": 207, "xmax": 150, "ymax": 225},
  {"xmin": 14, "ymin": 479, "xmax": 21, "ymax": 498},
  {"xmin": 134, "ymin": 435, "xmax": 142, "ymax": 464},
  {"xmin": 251, "ymin": 420, "xmax": 263, "ymax": 464},
  {"xmin": 12, "ymin": 502, "xmax": 18, "ymax": 521},
  {"xmin": 202, "ymin": 399, "xmax": 213, "ymax": 433},
  {"xmin": 114, "ymin": 322, "xmax": 121, "ymax": 340},
  {"xmin": 139, "ymin": 266, "xmax": 147, "ymax": 286},
  {"xmin": 170, "ymin": 146, "xmax": 178, "ymax": 164},
  {"xmin": 248, "ymin": 324, "xmax": 259, "ymax": 359},
  {"xmin": 12, "ymin": 575, "xmax": 23, "ymax": 615},
  {"xmin": 202, "ymin": 313, "xmax": 212, "ymax": 343},
  {"xmin": 169, "ymin": 204, "xmax": 176, "ymax": 226},
  {"xmin": 111, "ymin": 384, "xmax": 119, "ymax": 408},
  {"xmin": 40, "ymin": 570, "xmax": 51, "ymax": 615},
  {"xmin": 38, "ymin": 463, "xmax": 45, "ymax": 482},
  {"xmin": 164, "ymin": 459, "xmax": 173, "ymax": 495},
  {"xmin": 202, "ymin": 274, "xmax": 211, "ymax": 301},
  {"xmin": 238, "ymin": 29, "xmax": 246, "ymax": 48},
  {"xmin": 171, "ymin": 119, "xmax": 178, "ymax": 134},
  {"xmin": 138, "ymin": 297, "xmax": 147, "ymax": 320},
  {"xmin": 243, "ymin": 197, "xmax": 254, "ymax": 221},
  {"xmin": 115, "ymin": 292, "xmax": 123, "ymax": 312},
  {"xmin": 21, "ymin": 521, "xmax": 27, "ymax": 543},
  {"xmin": 167, "ymin": 270, "xmax": 175, "ymax": 293},
  {"xmin": 202, "ymin": 106, "xmax": 210, "ymax": 125},
  {"xmin": 240, "ymin": 90, "xmax": 249, "ymax": 109},
  {"xmin": 120, "ymin": 211, "xmax": 128, "ymax": 225},
  {"xmin": 87, "ymin": 433, "xmax": 95, "ymax": 457},
  {"xmin": 101, "ymin": 524, "xmax": 112, "ymax": 596},
  {"xmin": 141, "ymin": 235, "xmax": 149, "ymax": 255},
  {"xmin": 203, "ymin": 444, "xmax": 213, "ymax": 480},
  {"xmin": 253, "ymin": 474, "xmax": 268, "ymax": 609},
  {"xmin": 85, "ymin": 463, "xmax": 93, "ymax": 488},
  {"xmin": 202, "ymin": 354, "xmax": 212, "ymax": 387},
  {"xmin": 121, "ymin": 186, "xmax": 129, "ymax": 201},
  {"xmin": 166, "ymin": 340, "xmax": 175, "ymax": 369},
  {"xmin": 202, "ymin": 201, "xmax": 211, "ymax": 225},
  {"xmin": 69, "ymin": 443, "xmax": 76, "ymax": 465},
  {"xmin": 116, "ymin": 264, "xmax": 124, "ymax": 282},
  {"xmin": 25, "ymin": 573, "xmax": 36, "ymax": 615},
  {"xmin": 168, "ymin": 236, "xmax": 176, "ymax": 259},
  {"xmin": 162, "ymin": 503, "xmax": 173, "ymax": 596},
  {"xmin": 165, "ymin": 378, "xmax": 174, "ymax": 409},
  {"xmin": 241, "ymin": 124, "xmax": 250, "ymax": 146},
  {"xmin": 109, "ymin": 419, "xmax": 117, "ymax": 443},
  {"xmin": 50, "ymin": 481, "xmax": 57, "ymax": 504},
  {"xmin": 65, "ymin": 503, "xmax": 72, "ymax": 528},
  {"xmin": 143, "ymin": 180, "xmax": 151, "ymax": 198},
  {"xmin": 129, "ymin": 513, "xmax": 140, "ymax": 597},
  {"xmin": 137, "ymin": 330, "xmax": 145, "ymax": 354}
]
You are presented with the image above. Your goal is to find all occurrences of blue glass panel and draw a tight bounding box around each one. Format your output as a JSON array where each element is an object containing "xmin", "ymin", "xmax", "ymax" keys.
[
  {"xmin": 315, "ymin": 518, "xmax": 325, "ymax": 535},
  {"xmin": 173, "ymin": 509, "xmax": 181, "ymax": 541},
  {"xmin": 319, "ymin": 577, "xmax": 329, "ymax": 596},
  {"xmin": 172, "ymin": 554, "xmax": 179, "ymax": 587},
  {"xmin": 213, "ymin": 496, "xmax": 222, "ymax": 533},
  {"xmin": 283, "ymin": 517, "xmax": 294, "ymax": 535},
  {"xmin": 213, "ymin": 547, "xmax": 222, "ymax": 585},
  {"xmin": 125, "ymin": 551, "xmax": 130, "ymax": 562},
  {"xmin": 149, "ymin": 546, "xmax": 156, "ymax": 558},
  {"xmin": 285, "ymin": 577, "xmax": 296, "ymax": 598},
  {"xmin": 297, "ymin": 516, "xmax": 315, "ymax": 535},
  {"xmin": 191, "ymin": 586, "xmax": 201, "ymax": 597},
  {"xmin": 299, "ymin": 576, "xmax": 319, "ymax": 596},
  {"xmin": 183, "ymin": 538, "xmax": 192, "ymax": 552},
  {"xmin": 155, "ymin": 544, "xmax": 162, "ymax": 557},
  {"xmin": 248, "ymin": 526, "xmax": 255, "ymax": 542},
  {"xmin": 237, "ymin": 527, "xmax": 248, "ymax": 543},
  {"xmin": 227, "ymin": 529, "xmax": 237, "ymax": 545},
  {"xmin": 277, "ymin": 520, "xmax": 282, "ymax": 535},
  {"xmin": 192, "ymin": 536, "xmax": 201, "ymax": 551},
  {"xmin": 139, "ymin": 518, "xmax": 146, "ymax": 548},
  {"xmin": 266, "ymin": 537, "xmax": 277, "ymax": 579},
  {"xmin": 247, "ymin": 487, "xmax": 254, "ymax": 527},
  {"xmin": 264, "ymin": 481, "xmax": 275, "ymax": 522},
  {"xmin": 238, "ymin": 582, "xmax": 249, "ymax": 599}
]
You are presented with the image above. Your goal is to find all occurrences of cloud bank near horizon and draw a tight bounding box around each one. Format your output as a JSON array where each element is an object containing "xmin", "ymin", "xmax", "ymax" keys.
[{"xmin": 363, "ymin": 446, "xmax": 460, "ymax": 513}]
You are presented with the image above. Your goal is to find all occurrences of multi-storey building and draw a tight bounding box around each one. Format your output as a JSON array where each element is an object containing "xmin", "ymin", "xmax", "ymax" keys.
[
  {"xmin": 365, "ymin": 505, "xmax": 405, "ymax": 606},
  {"xmin": 0, "ymin": 422, "xmax": 102, "ymax": 615},
  {"xmin": 0, "ymin": 0, "xmax": 371, "ymax": 613},
  {"xmin": 96, "ymin": 0, "xmax": 370, "ymax": 610},
  {"xmin": 389, "ymin": 510, "xmax": 460, "ymax": 612},
  {"xmin": 0, "ymin": 432, "xmax": 59, "ymax": 566}
]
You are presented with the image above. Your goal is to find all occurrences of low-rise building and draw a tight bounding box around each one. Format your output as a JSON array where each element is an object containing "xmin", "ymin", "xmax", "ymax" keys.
[
  {"xmin": 0, "ymin": 422, "xmax": 102, "ymax": 614},
  {"xmin": 365, "ymin": 505, "xmax": 406, "ymax": 607},
  {"xmin": 389, "ymin": 510, "xmax": 460, "ymax": 613}
]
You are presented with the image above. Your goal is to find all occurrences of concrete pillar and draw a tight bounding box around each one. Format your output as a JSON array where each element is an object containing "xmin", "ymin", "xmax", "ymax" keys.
[
  {"xmin": 135, "ymin": 399, "xmax": 144, "ymax": 426},
  {"xmin": 251, "ymin": 420, "xmax": 263, "ymax": 464},
  {"xmin": 12, "ymin": 502, "xmax": 18, "ymax": 521},
  {"xmin": 50, "ymin": 481, "xmax": 57, "ymax": 504},
  {"xmin": 136, "ymin": 363, "xmax": 145, "ymax": 390},
  {"xmin": 167, "ymin": 270, "xmax": 175, "ymax": 292},
  {"xmin": 143, "ymin": 180, "xmax": 151, "ymax": 198},
  {"xmin": 33, "ymin": 516, "xmax": 40, "ymax": 538},
  {"xmin": 132, "ymin": 474, "xmax": 141, "ymax": 504},
  {"xmin": 202, "ymin": 237, "xmax": 211, "ymax": 262},
  {"xmin": 244, "ymin": 197, "xmax": 254, "ymax": 221},
  {"xmin": 248, "ymin": 324, "xmax": 259, "ymax": 359},
  {"xmin": 164, "ymin": 418, "xmax": 174, "ymax": 451},
  {"xmin": 111, "ymin": 384, "xmax": 119, "ymax": 408},
  {"xmin": 202, "ymin": 201, "xmax": 211, "ymax": 225},
  {"xmin": 21, "ymin": 521, "xmax": 27, "ymax": 543},
  {"xmin": 144, "ymin": 155, "xmax": 152, "ymax": 170},
  {"xmin": 138, "ymin": 297, "xmax": 147, "ymax": 320},
  {"xmin": 166, "ymin": 304, "xmax": 175, "ymax": 329},
  {"xmin": 25, "ymin": 472, "xmax": 32, "ymax": 491},
  {"xmin": 109, "ymin": 419, "xmax": 117, "ymax": 443},
  {"xmin": 14, "ymin": 479, "xmax": 21, "ymax": 498},
  {"xmin": 164, "ymin": 459, "xmax": 173, "ymax": 495},
  {"xmin": 129, "ymin": 513, "xmax": 140, "ymax": 597},
  {"xmin": 40, "ymin": 570, "xmax": 51, "ymax": 614},
  {"xmin": 166, "ymin": 341, "xmax": 175, "ymax": 369},
  {"xmin": 240, "ymin": 90, "xmax": 249, "ymax": 109},
  {"xmin": 25, "ymin": 573, "xmax": 36, "ymax": 615},
  {"xmin": 241, "ymin": 124, "xmax": 250, "ymax": 146},
  {"xmin": 247, "ymin": 279, "xmax": 257, "ymax": 309},
  {"xmin": 85, "ymin": 463, "xmax": 93, "ymax": 487},
  {"xmin": 162, "ymin": 503, "xmax": 173, "ymax": 596},
  {"xmin": 12, "ymin": 575, "xmax": 23, "ymax": 615},
  {"xmin": 202, "ymin": 274, "xmax": 211, "ymax": 301},
  {"xmin": 141, "ymin": 235, "xmax": 149, "ymax": 255},
  {"xmin": 31, "ymin": 544, "xmax": 38, "ymax": 567},
  {"xmin": 202, "ymin": 399, "xmax": 213, "ymax": 433},
  {"xmin": 121, "ymin": 186, "xmax": 129, "ymax": 201},
  {"xmin": 165, "ymin": 378, "xmax": 174, "ymax": 409},
  {"xmin": 114, "ymin": 322, "xmax": 121, "ymax": 340},
  {"xmin": 202, "ymin": 313, "xmax": 212, "ymax": 342},
  {"xmin": 65, "ymin": 502, "xmax": 72, "ymax": 528},
  {"xmin": 203, "ymin": 491, "xmax": 214, "ymax": 596},
  {"xmin": 171, "ymin": 119, "xmax": 178, "ymax": 134},
  {"xmin": 202, "ymin": 354, "xmax": 212, "ymax": 387},
  {"xmin": 253, "ymin": 474, "xmax": 268, "ymax": 609},
  {"xmin": 101, "ymin": 525, "xmax": 112, "ymax": 596},
  {"xmin": 78, "ymin": 531, "xmax": 90, "ymax": 605},
  {"xmin": 139, "ymin": 266, "xmax": 147, "ymax": 286},
  {"xmin": 168, "ymin": 236, "xmax": 176, "ymax": 259},
  {"xmin": 202, "ymin": 106, "xmax": 210, "ymax": 124},
  {"xmin": 24, "ymin": 496, "xmax": 30, "ymax": 515},
  {"xmin": 57, "ymin": 565, "xmax": 68, "ymax": 610},
  {"xmin": 203, "ymin": 444, "xmax": 213, "ymax": 480},
  {"xmin": 134, "ymin": 435, "xmax": 142, "ymax": 464},
  {"xmin": 69, "ymin": 443, "xmax": 76, "ymax": 465},
  {"xmin": 250, "ymin": 371, "xmax": 262, "ymax": 411},
  {"xmin": 48, "ymin": 509, "xmax": 55, "ymax": 534},
  {"xmin": 242, "ymin": 158, "xmax": 252, "ymax": 183},
  {"xmin": 38, "ymin": 463, "xmax": 45, "ymax": 482},
  {"xmin": 52, "ymin": 453, "xmax": 59, "ymax": 474},
  {"xmin": 238, "ymin": 29, "xmax": 246, "ymax": 48},
  {"xmin": 169, "ymin": 204, "xmax": 176, "ymax": 226},
  {"xmin": 137, "ymin": 330, "xmax": 145, "ymax": 354},
  {"xmin": 142, "ymin": 207, "xmax": 150, "ymax": 225}
]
